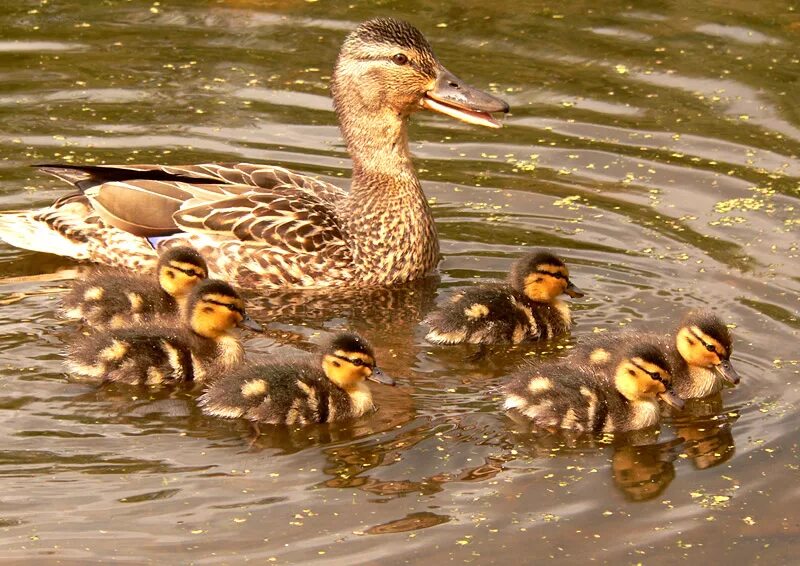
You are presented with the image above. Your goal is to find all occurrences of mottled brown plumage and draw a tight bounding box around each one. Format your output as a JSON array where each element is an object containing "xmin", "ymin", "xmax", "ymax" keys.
[{"xmin": 0, "ymin": 19, "xmax": 508, "ymax": 289}]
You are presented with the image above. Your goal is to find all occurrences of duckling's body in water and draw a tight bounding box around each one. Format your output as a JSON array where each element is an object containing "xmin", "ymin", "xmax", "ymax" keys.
[
  {"xmin": 502, "ymin": 343, "xmax": 683, "ymax": 433},
  {"xmin": 425, "ymin": 251, "xmax": 584, "ymax": 345},
  {"xmin": 199, "ymin": 333, "xmax": 395, "ymax": 425},
  {"xmin": 0, "ymin": 18, "xmax": 509, "ymax": 289},
  {"xmin": 571, "ymin": 310, "xmax": 739, "ymax": 399},
  {"xmin": 66, "ymin": 279, "xmax": 261, "ymax": 386},
  {"xmin": 61, "ymin": 246, "xmax": 208, "ymax": 329}
]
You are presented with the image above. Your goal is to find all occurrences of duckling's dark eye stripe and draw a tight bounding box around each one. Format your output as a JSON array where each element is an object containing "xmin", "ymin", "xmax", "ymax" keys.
[
  {"xmin": 689, "ymin": 328, "xmax": 722, "ymax": 356},
  {"xmin": 631, "ymin": 362, "xmax": 667, "ymax": 384},
  {"xmin": 171, "ymin": 265, "xmax": 203, "ymax": 277},
  {"xmin": 205, "ymin": 298, "xmax": 245, "ymax": 316},
  {"xmin": 534, "ymin": 270, "xmax": 567, "ymax": 281},
  {"xmin": 333, "ymin": 354, "xmax": 373, "ymax": 368}
]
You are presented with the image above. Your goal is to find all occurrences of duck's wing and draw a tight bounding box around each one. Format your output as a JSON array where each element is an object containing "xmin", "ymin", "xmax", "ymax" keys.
[{"xmin": 36, "ymin": 163, "xmax": 348, "ymax": 238}]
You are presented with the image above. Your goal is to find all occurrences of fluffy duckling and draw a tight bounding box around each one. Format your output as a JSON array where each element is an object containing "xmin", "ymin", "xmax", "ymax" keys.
[
  {"xmin": 198, "ymin": 332, "xmax": 395, "ymax": 425},
  {"xmin": 66, "ymin": 279, "xmax": 262, "ymax": 386},
  {"xmin": 425, "ymin": 251, "xmax": 584, "ymax": 345},
  {"xmin": 502, "ymin": 343, "xmax": 683, "ymax": 433},
  {"xmin": 61, "ymin": 246, "xmax": 208, "ymax": 328},
  {"xmin": 580, "ymin": 310, "xmax": 739, "ymax": 399}
]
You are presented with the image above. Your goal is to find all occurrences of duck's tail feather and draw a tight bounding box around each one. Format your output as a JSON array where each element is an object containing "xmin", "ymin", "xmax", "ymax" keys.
[{"xmin": 0, "ymin": 211, "xmax": 92, "ymax": 259}]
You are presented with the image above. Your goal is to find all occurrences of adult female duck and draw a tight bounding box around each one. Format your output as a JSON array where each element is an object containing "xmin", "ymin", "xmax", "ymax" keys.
[{"xmin": 0, "ymin": 18, "xmax": 508, "ymax": 288}]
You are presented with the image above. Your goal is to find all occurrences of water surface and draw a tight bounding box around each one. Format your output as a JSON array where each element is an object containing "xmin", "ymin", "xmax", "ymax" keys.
[{"xmin": 0, "ymin": 0, "xmax": 798, "ymax": 563}]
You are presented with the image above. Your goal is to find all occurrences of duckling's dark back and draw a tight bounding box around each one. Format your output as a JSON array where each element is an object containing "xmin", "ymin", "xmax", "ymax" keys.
[{"xmin": 200, "ymin": 360, "xmax": 361, "ymax": 425}]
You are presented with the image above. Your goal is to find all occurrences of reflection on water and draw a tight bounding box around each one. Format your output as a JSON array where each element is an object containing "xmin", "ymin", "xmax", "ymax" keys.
[{"xmin": 0, "ymin": 0, "xmax": 798, "ymax": 562}]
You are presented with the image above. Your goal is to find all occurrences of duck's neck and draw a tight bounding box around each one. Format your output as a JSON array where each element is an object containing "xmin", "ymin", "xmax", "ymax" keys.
[{"xmin": 335, "ymin": 104, "xmax": 439, "ymax": 285}]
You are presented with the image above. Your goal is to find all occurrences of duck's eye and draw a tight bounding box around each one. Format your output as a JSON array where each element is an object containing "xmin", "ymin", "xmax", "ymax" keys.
[
  {"xmin": 392, "ymin": 53, "xmax": 409, "ymax": 66},
  {"xmin": 350, "ymin": 358, "xmax": 365, "ymax": 367},
  {"xmin": 706, "ymin": 344, "xmax": 716, "ymax": 353}
]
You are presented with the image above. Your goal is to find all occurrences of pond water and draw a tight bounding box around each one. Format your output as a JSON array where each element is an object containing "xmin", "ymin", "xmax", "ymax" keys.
[{"xmin": 0, "ymin": 0, "xmax": 798, "ymax": 563}]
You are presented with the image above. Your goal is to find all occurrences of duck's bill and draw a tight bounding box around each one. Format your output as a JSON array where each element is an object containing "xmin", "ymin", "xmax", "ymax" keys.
[
  {"xmin": 237, "ymin": 314, "xmax": 264, "ymax": 332},
  {"xmin": 368, "ymin": 367, "xmax": 396, "ymax": 386},
  {"xmin": 714, "ymin": 359, "xmax": 740, "ymax": 385},
  {"xmin": 564, "ymin": 281, "xmax": 585, "ymax": 298},
  {"xmin": 423, "ymin": 67, "xmax": 509, "ymax": 129},
  {"xmin": 658, "ymin": 389, "xmax": 685, "ymax": 411}
]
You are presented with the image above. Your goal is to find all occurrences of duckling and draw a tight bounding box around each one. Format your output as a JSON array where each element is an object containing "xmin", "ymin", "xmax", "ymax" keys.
[
  {"xmin": 61, "ymin": 246, "xmax": 209, "ymax": 329},
  {"xmin": 66, "ymin": 279, "xmax": 262, "ymax": 386},
  {"xmin": 424, "ymin": 251, "xmax": 584, "ymax": 345},
  {"xmin": 502, "ymin": 342, "xmax": 683, "ymax": 433},
  {"xmin": 578, "ymin": 310, "xmax": 739, "ymax": 399},
  {"xmin": 198, "ymin": 332, "xmax": 396, "ymax": 425}
]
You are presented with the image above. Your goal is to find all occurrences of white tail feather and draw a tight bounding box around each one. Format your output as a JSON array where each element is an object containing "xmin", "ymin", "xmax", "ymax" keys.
[{"xmin": 0, "ymin": 212, "xmax": 90, "ymax": 259}]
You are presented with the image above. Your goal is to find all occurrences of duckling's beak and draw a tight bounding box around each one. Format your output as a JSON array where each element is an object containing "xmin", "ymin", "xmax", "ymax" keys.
[
  {"xmin": 368, "ymin": 367, "xmax": 396, "ymax": 386},
  {"xmin": 658, "ymin": 389, "xmax": 685, "ymax": 411},
  {"xmin": 422, "ymin": 66, "xmax": 510, "ymax": 129},
  {"xmin": 714, "ymin": 359, "xmax": 740, "ymax": 385},
  {"xmin": 564, "ymin": 281, "xmax": 585, "ymax": 298},
  {"xmin": 237, "ymin": 313, "xmax": 263, "ymax": 332}
]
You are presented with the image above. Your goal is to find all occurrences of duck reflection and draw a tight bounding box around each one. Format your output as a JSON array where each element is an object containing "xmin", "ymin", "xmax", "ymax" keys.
[
  {"xmin": 672, "ymin": 398, "xmax": 737, "ymax": 470},
  {"xmin": 610, "ymin": 440, "xmax": 678, "ymax": 502}
]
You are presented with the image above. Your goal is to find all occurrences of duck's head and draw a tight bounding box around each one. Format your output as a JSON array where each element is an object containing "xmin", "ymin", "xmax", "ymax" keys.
[
  {"xmin": 157, "ymin": 246, "xmax": 208, "ymax": 299},
  {"xmin": 187, "ymin": 279, "xmax": 262, "ymax": 338},
  {"xmin": 508, "ymin": 251, "xmax": 584, "ymax": 303},
  {"xmin": 675, "ymin": 310, "xmax": 739, "ymax": 386},
  {"xmin": 320, "ymin": 332, "xmax": 395, "ymax": 389},
  {"xmin": 614, "ymin": 343, "xmax": 683, "ymax": 410},
  {"xmin": 332, "ymin": 18, "xmax": 509, "ymax": 133}
]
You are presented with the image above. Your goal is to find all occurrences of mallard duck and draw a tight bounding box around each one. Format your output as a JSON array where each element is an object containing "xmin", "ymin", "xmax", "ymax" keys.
[
  {"xmin": 502, "ymin": 342, "xmax": 683, "ymax": 433},
  {"xmin": 424, "ymin": 251, "xmax": 584, "ymax": 345},
  {"xmin": 66, "ymin": 279, "xmax": 262, "ymax": 386},
  {"xmin": 60, "ymin": 246, "xmax": 208, "ymax": 329},
  {"xmin": 577, "ymin": 310, "xmax": 740, "ymax": 399},
  {"xmin": 198, "ymin": 332, "xmax": 395, "ymax": 425},
  {"xmin": 0, "ymin": 18, "xmax": 509, "ymax": 289}
]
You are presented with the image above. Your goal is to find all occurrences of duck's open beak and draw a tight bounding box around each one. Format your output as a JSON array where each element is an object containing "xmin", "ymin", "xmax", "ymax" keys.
[
  {"xmin": 658, "ymin": 389, "xmax": 685, "ymax": 411},
  {"xmin": 714, "ymin": 359, "xmax": 740, "ymax": 385},
  {"xmin": 368, "ymin": 367, "xmax": 396, "ymax": 386},
  {"xmin": 422, "ymin": 66, "xmax": 510, "ymax": 129},
  {"xmin": 564, "ymin": 280, "xmax": 585, "ymax": 298},
  {"xmin": 237, "ymin": 313, "xmax": 263, "ymax": 332}
]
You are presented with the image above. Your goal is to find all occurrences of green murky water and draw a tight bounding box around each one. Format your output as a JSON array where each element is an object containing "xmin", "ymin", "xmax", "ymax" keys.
[{"xmin": 0, "ymin": 1, "xmax": 798, "ymax": 562}]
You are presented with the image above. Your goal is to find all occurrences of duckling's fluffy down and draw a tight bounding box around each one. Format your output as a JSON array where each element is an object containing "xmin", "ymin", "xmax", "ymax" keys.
[
  {"xmin": 199, "ymin": 359, "xmax": 371, "ymax": 425},
  {"xmin": 425, "ymin": 285, "xmax": 569, "ymax": 345},
  {"xmin": 61, "ymin": 267, "xmax": 176, "ymax": 328}
]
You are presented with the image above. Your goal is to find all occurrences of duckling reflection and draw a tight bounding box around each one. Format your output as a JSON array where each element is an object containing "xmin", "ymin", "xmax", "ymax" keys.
[
  {"xmin": 611, "ymin": 441, "xmax": 677, "ymax": 502},
  {"xmin": 673, "ymin": 410, "xmax": 737, "ymax": 470}
]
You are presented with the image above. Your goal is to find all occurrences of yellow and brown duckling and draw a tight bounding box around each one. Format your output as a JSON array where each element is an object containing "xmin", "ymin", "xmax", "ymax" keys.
[
  {"xmin": 424, "ymin": 251, "xmax": 584, "ymax": 345},
  {"xmin": 61, "ymin": 246, "xmax": 208, "ymax": 329},
  {"xmin": 578, "ymin": 310, "xmax": 739, "ymax": 399},
  {"xmin": 198, "ymin": 332, "xmax": 395, "ymax": 425},
  {"xmin": 502, "ymin": 342, "xmax": 683, "ymax": 433},
  {"xmin": 66, "ymin": 279, "xmax": 262, "ymax": 386}
]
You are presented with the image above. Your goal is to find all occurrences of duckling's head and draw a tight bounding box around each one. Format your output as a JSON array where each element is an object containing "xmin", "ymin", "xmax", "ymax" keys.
[
  {"xmin": 675, "ymin": 310, "xmax": 739, "ymax": 385},
  {"xmin": 332, "ymin": 18, "xmax": 509, "ymax": 141},
  {"xmin": 614, "ymin": 343, "xmax": 684, "ymax": 410},
  {"xmin": 508, "ymin": 251, "xmax": 584, "ymax": 303},
  {"xmin": 187, "ymin": 279, "xmax": 262, "ymax": 338},
  {"xmin": 157, "ymin": 246, "xmax": 208, "ymax": 299},
  {"xmin": 320, "ymin": 332, "xmax": 395, "ymax": 389}
]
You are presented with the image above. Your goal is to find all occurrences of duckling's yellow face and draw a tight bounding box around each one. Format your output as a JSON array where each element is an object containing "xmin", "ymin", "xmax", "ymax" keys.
[
  {"xmin": 615, "ymin": 356, "xmax": 673, "ymax": 402},
  {"xmin": 523, "ymin": 263, "xmax": 571, "ymax": 302},
  {"xmin": 159, "ymin": 260, "xmax": 207, "ymax": 299},
  {"xmin": 322, "ymin": 350, "xmax": 377, "ymax": 390},
  {"xmin": 190, "ymin": 293, "xmax": 246, "ymax": 338},
  {"xmin": 676, "ymin": 326, "xmax": 729, "ymax": 368}
]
